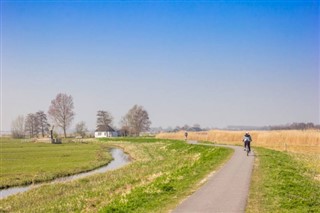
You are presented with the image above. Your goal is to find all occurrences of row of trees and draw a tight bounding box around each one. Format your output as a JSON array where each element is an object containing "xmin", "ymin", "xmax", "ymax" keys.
[
  {"xmin": 11, "ymin": 111, "xmax": 50, "ymax": 138},
  {"xmin": 11, "ymin": 93, "xmax": 151, "ymax": 138},
  {"xmin": 170, "ymin": 124, "xmax": 208, "ymax": 132},
  {"xmin": 11, "ymin": 93, "xmax": 74, "ymax": 138},
  {"xmin": 96, "ymin": 105, "xmax": 151, "ymax": 136},
  {"xmin": 25, "ymin": 111, "xmax": 50, "ymax": 138},
  {"xmin": 269, "ymin": 122, "xmax": 320, "ymax": 130}
]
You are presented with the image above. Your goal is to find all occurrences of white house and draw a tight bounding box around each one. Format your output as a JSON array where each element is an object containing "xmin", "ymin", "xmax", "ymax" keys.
[{"xmin": 95, "ymin": 125, "xmax": 118, "ymax": 138}]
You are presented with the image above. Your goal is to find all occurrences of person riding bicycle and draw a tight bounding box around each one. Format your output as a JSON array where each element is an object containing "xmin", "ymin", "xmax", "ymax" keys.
[
  {"xmin": 243, "ymin": 132, "xmax": 252, "ymax": 152},
  {"xmin": 184, "ymin": 131, "xmax": 188, "ymax": 141}
]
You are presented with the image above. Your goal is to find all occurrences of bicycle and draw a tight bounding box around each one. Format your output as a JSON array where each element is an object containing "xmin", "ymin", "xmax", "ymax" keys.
[
  {"xmin": 243, "ymin": 132, "xmax": 252, "ymax": 156},
  {"xmin": 244, "ymin": 141, "xmax": 251, "ymax": 156}
]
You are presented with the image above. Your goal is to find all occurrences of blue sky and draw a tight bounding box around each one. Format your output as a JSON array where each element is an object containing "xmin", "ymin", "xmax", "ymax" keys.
[{"xmin": 1, "ymin": 1, "xmax": 319, "ymax": 132}]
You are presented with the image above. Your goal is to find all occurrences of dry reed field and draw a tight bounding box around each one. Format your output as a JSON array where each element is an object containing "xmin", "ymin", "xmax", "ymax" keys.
[
  {"xmin": 157, "ymin": 130, "xmax": 320, "ymax": 177},
  {"xmin": 156, "ymin": 130, "xmax": 320, "ymax": 154}
]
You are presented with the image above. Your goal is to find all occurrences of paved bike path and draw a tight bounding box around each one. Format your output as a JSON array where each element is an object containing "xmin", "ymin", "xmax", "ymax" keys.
[{"xmin": 173, "ymin": 141, "xmax": 254, "ymax": 213}]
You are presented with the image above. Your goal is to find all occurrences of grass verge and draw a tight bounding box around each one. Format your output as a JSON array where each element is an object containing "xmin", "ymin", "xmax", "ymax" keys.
[
  {"xmin": 0, "ymin": 138, "xmax": 233, "ymax": 212},
  {"xmin": 247, "ymin": 147, "xmax": 320, "ymax": 212},
  {"xmin": 0, "ymin": 138, "xmax": 112, "ymax": 188}
]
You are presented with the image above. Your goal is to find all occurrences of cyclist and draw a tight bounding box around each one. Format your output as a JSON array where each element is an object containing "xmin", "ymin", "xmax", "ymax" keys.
[
  {"xmin": 184, "ymin": 131, "xmax": 188, "ymax": 141},
  {"xmin": 243, "ymin": 132, "xmax": 252, "ymax": 152}
]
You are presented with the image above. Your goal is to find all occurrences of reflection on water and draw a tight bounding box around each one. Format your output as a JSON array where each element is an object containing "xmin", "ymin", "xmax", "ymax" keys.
[{"xmin": 0, "ymin": 148, "xmax": 130, "ymax": 199}]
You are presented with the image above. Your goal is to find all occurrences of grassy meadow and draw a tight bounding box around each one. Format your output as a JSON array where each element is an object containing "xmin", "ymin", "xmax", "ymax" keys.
[
  {"xmin": 0, "ymin": 138, "xmax": 112, "ymax": 188},
  {"xmin": 247, "ymin": 148, "xmax": 320, "ymax": 212},
  {"xmin": 0, "ymin": 138, "xmax": 233, "ymax": 212}
]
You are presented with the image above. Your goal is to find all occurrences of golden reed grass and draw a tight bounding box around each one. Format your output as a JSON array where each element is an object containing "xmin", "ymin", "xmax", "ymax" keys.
[{"xmin": 156, "ymin": 130, "xmax": 320, "ymax": 154}]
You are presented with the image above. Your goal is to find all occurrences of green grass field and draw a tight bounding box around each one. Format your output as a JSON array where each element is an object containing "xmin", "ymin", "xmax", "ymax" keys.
[
  {"xmin": 247, "ymin": 147, "xmax": 320, "ymax": 212},
  {"xmin": 0, "ymin": 138, "xmax": 233, "ymax": 212},
  {"xmin": 0, "ymin": 138, "xmax": 112, "ymax": 188}
]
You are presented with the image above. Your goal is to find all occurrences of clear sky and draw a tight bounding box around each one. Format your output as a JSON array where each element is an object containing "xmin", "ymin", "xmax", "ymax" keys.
[{"xmin": 1, "ymin": 0, "xmax": 319, "ymax": 132}]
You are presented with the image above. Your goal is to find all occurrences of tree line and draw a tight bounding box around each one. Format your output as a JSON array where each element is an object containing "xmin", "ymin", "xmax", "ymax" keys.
[
  {"xmin": 11, "ymin": 93, "xmax": 151, "ymax": 138},
  {"xmin": 268, "ymin": 122, "xmax": 320, "ymax": 130},
  {"xmin": 94, "ymin": 105, "xmax": 151, "ymax": 137}
]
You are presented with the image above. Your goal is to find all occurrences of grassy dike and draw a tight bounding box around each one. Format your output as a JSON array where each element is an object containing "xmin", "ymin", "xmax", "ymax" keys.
[
  {"xmin": 0, "ymin": 138, "xmax": 233, "ymax": 212},
  {"xmin": 0, "ymin": 138, "xmax": 112, "ymax": 188},
  {"xmin": 247, "ymin": 147, "xmax": 320, "ymax": 212}
]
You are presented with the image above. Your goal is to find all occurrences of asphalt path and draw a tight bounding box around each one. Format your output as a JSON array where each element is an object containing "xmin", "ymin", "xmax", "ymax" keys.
[{"xmin": 173, "ymin": 141, "xmax": 254, "ymax": 213}]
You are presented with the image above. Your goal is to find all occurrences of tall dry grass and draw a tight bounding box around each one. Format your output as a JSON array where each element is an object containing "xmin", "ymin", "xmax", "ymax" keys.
[{"xmin": 156, "ymin": 130, "xmax": 320, "ymax": 154}]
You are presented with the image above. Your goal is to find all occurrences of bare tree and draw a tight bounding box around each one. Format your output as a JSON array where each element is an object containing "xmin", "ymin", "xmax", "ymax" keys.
[
  {"xmin": 11, "ymin": 115, "xmax": 25, "ymax": 138},
  {"xmin": 123, "ymin": 105, "xmax": 151, "ymax": 136},
  {"xmin": 36, "ymin": 111, "xmax": 50, "ymax": 137},
  {"xmin": 96, "ymin": 110, "xmax": 113, "ymax": 129},
  {"xmin": 25, "ymin": 113, "xmax": 40, "ymax": 138},
  {"xmin": 48, "ymin": 93, "xmax": 75, "ymax": 138},
  {"xmin": 75, "ymin": 121, "xmax": 88, "ymax": 138},
  {"xmin": 119, "ymin": 116, "xmax": 130, "ymax": 136}
]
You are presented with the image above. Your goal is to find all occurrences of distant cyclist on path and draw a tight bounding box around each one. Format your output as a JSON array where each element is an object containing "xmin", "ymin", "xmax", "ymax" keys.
[
  {"xmin": 185, "ymin": 131, "xmax": 188, "ymax": 141},
  {"xmin": 243, "ymin": 132, "xmax": 252, "ymax": 152}
]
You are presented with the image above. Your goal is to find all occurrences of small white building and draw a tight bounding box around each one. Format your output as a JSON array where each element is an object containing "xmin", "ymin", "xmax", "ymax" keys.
[{"xmin": 95, "ymin": 125, "xmax": 118, "ymax": 138}]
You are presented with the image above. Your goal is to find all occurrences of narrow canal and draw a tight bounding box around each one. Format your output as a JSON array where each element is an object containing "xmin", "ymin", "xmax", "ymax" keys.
[{"xmin": 0, "ymin": 148, "xmax": 131, "ymax": 199}]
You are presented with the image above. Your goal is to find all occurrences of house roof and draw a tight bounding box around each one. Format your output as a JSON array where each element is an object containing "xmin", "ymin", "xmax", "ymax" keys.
[{"xmin": 95, "ymin": 125, "xmax": 115, "ymax": 132}]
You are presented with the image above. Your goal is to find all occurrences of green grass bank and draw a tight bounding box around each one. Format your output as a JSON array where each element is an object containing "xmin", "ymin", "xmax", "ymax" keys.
[{"xmin": 247, "ymin": 147, "xmax": 320, "ymax": 212}]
